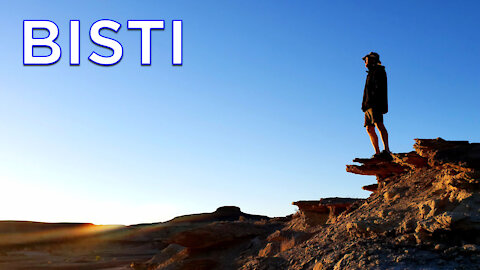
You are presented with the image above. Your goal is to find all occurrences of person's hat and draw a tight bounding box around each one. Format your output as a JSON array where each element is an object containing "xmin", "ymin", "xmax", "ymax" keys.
[{"xmin": 362, "ymin": 52, "xmax": 380, "ymax": 63}]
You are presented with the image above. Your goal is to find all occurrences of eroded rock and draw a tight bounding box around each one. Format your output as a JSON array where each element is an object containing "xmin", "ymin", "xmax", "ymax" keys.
[{"xmin": 292, "ymin": 198, "xmax": 364, "ymax": 227}]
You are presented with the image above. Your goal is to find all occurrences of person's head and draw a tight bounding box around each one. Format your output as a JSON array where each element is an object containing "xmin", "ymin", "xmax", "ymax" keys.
[{"xmin": 363, "ymin": 52, "xmax": 381, "ymax": 68}]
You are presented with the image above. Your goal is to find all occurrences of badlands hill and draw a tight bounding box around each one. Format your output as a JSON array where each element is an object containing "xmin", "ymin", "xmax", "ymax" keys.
[{"xmin": 1, "ymin": 138, "xmax": 480, "ymax": 269}]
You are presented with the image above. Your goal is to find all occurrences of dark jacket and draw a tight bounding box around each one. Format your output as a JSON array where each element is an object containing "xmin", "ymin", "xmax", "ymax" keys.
[{"xmin": 362, "ymin": 64, "xmax": 388, "ymax": 114}]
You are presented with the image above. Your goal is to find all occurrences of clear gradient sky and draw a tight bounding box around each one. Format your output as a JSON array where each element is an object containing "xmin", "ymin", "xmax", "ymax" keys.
[{"xmin": 0, "ymin": 1, "xmax": 479, "ymax": 225}]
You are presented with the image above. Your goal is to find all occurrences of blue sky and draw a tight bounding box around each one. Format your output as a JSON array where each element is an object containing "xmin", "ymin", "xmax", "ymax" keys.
[{"xmin": 0, "ymin": 1, "xmax": 479, "ymax": 225}]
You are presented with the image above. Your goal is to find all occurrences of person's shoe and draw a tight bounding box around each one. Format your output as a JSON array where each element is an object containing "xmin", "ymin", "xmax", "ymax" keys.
[
  {"xmin": 380, "ymin": 150, "xmax": 393, "ymax": 160},
  {"xmin": 372, "ymin": 152, "xmax": 382, "ymax": 159}
]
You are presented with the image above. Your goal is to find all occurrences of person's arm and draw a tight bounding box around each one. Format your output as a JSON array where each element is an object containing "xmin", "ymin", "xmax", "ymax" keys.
[
  {"xmin": 376, "ymin": 69, "xmax": 387, "ymax": 94},
  {"xmin": 374, "ymin": 69, "xmax": 388, "ymax": 113}
]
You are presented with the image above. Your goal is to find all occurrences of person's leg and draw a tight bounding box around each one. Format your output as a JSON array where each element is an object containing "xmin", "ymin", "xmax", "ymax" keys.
[
  {"xmin": 366, "ymin": 125, "xmax": 380, "ymax": 154},
  {"xmin": 375, "ymin": 122, "xmax": 390, "ymax": 152}
]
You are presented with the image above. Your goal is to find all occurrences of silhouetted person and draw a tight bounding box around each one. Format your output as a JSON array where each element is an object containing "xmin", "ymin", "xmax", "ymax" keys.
[{"xmin": 362, "ymin": 52, "xmax": 390, "ymax": 158}]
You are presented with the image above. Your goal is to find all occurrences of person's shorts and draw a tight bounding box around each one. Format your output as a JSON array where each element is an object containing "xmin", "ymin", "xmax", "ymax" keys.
[{"xmin": 364, "ymin": 108, "xmax": 383, "ymax": 127}]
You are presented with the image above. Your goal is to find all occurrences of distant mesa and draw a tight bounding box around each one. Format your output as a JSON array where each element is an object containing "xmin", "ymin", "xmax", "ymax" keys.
[{"xmin": 166, "ymin": 206, "xmax": 269, "ymax": 224}]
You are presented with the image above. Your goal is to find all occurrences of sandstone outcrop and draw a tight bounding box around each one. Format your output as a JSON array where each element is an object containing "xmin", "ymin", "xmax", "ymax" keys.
[
  {"xmin": 284, "ymin": 138, "xmax": 480, "ymax": 269},
  {"xmin": 346, "ymin": 157, "xmax": 409, "ymax": 179},
  {"xmin": 240, "ymin": 138, "xmax": 480, "ymax": 269},
  {"xmin": 291, "ymin": 198, "xmax": 364, "ymax": 227}
]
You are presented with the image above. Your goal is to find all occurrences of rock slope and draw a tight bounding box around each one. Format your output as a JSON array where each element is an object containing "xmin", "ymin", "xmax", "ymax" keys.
[{"xmin": 246, "ymin": 138, "xmax": 480, "ymax": 269}]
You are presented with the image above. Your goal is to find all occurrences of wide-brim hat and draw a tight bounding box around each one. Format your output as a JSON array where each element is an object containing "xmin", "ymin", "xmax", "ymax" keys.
[{"xmin": 362, "ymin": 52, "xmax": 380, "ymax": 63}]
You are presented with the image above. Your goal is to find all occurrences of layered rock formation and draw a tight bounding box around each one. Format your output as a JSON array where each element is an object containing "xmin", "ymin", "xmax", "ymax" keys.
[
  {"xmin": 271, "ymin": 138, "xmax": 480, "ymax": 269},
  {"xmin": 1, "ymin": 138, "xmax": 480, "ymax": 269},
  {"xmin": 291, "ymin": 198, "xmax": 364, "ymax": 228}
]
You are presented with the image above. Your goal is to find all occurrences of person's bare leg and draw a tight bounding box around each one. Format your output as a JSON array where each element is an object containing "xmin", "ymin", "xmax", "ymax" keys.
[
  {"xmin": 375, "ymin": 122, "xmax": 390, "ymax": 152},
  {"xmin": 366, "ymin": 125, "xmax": 380, "ymax": 154}
]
